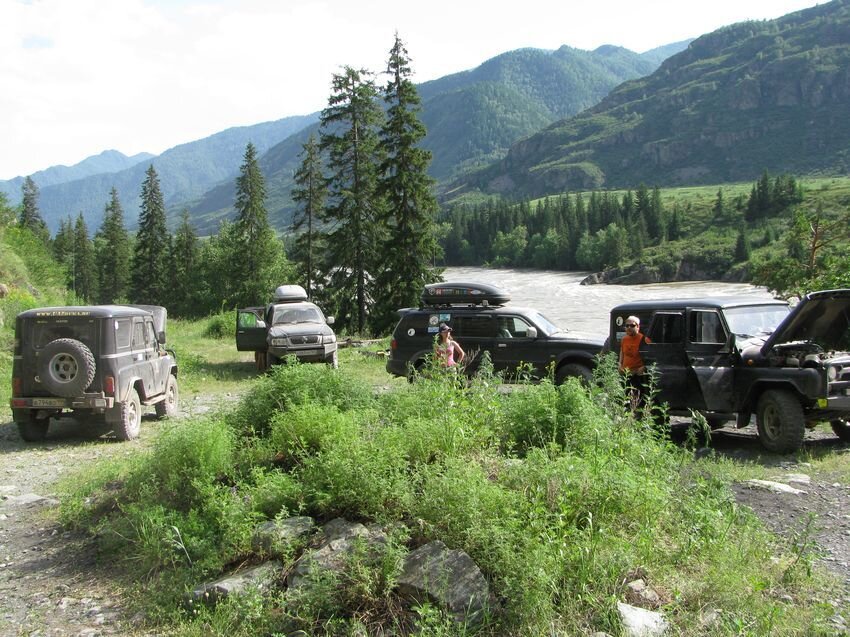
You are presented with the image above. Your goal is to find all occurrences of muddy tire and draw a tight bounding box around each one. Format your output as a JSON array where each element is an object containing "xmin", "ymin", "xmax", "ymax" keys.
[
  {"xmin": 831, "ymin": 419, "xmax": 850, "ymax": 443},
  {"xmin": 756, "ymin": 389, "xmax": 805, "ymax": 453},
  {"xmin": 39, "ymin": 338, "xmax": 96, "ymax": 397},
  {"xmin": 266, "ymin": 353, "xmax": 279, "ymax": 369},
  {"xmin": 17, "ymin": 416, "xmax": 49, "ymax": 442},
  {"xmin": 155, "ymin": 375, "xmax": 178, "ymax": 420},
  {"xmin": 115, "ymin": 388, "xmax": 141, "ymax": 441},
  {"xmin": 555, "ymin": 363, "xmax": 593, "ymax": 386}
]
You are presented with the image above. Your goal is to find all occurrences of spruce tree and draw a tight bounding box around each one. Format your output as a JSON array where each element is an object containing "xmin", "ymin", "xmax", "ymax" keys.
[
  {"xmin": 95, "ymin": 187, "xmax": 131, "ymax": 304},
  {"xmin": 19, "ymin": 176, "xmax": 50, "ymax": 243},
  {"xmin": 232, "ymin": 142, "xmax": 290, "ymax": 308},
  {"xmin": 52, "ymin": 216, "xmax": 75, "ymax": 288},
  {"xmin": 73, "ymin": 213, "xmax": 98, "ymax": 302},
  {"xmin": 168, "ymin": 210, "xmax": 199, "ymax": 317},
  {"xmin": 319, "ymin": 66, "xmax": 385, "ymax": 334},
  {"xmin": 131, "ymin": 165, "xmax": 170, "ymax": 305},
  {"xmin": 372, "ymin": 34, "xmax": 441, "ymax": 334},
  {"xmin": 290, "ymin": 134, "xmax": 326, "ymax": 298}
]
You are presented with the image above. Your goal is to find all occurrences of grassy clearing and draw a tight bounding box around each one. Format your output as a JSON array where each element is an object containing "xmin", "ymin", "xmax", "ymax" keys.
[{"xmin": 53, "ymin": 326, "xmax": 845, "ymax": 636}]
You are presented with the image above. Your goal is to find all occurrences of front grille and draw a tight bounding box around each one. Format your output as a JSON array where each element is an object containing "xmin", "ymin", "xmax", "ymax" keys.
[{"xmin": 290, "ymin": 335, "xmax": 320, "ymax": 346}]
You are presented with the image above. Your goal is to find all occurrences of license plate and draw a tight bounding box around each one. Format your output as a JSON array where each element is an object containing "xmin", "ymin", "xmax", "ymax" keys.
[{"xmin": 32, "ymin": 398, "xmax": 65, "ymax": 408}]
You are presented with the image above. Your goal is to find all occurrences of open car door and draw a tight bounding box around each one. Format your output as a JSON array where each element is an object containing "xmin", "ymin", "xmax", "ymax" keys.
[{"xmin": 236, "ymin": 307, "xmax": 268, "ymax": 352}]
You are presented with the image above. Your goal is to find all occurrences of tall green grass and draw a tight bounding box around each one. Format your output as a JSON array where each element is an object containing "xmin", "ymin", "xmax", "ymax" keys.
[{"xmin": 57, "ymin": 358, "xmax": 841, "ymax": 636}]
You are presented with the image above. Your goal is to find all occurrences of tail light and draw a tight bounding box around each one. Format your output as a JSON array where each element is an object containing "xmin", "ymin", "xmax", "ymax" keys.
[
  {"xmin": 12, "ymin": 377, "xmax": 21, "ymax": 396},
  {"xmin": 104, "ymin": 376, "xmax": 115, "ymax": 396},
  {"xmin": 390, "ymin": 338, "xmax": 398, "ymax": 350}
]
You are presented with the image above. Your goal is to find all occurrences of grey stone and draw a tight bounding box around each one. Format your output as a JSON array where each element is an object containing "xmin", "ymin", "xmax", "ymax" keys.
[
  {"xmin": 617, "ymin": 601, "xmax": 669, "ymax": 636},
  {"xmin": 745, "ymin": 479, "xmax": 807, "ymax": 495},
  {"xmin": 188, "ymin": 560, "xmax": 282, "ymax": 605},
  {"xmin": 252, "ymin": 516, "xmax": 314, "ymax": 554},
  {"xmin": 397, "ymin": 540, "xmax": 490, "ymax": 624}
]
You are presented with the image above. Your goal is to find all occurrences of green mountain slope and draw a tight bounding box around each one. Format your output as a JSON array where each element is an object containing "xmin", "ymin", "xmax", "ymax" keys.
[
  {"xmin": 188, "ymin": 43, "xmax": 684, "ymax": 233},
  {"xmin": 459, "ymin": 0, "xmax": 850, "ymax": 199}
]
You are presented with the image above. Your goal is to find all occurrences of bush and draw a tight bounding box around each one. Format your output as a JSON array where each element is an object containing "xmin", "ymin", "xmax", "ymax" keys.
[{"xmin": 204, "ymin": 311, "xmax": 233, "ymax": 339}]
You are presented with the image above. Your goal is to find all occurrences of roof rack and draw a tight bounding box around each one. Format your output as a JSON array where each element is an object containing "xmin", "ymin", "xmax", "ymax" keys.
[{"xmin": 421, "ymin": 281, "xmax": 510, "ymax": 307}]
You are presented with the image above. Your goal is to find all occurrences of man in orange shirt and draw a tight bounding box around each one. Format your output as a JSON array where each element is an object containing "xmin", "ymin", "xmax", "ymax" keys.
[{"xmin": 618, "ymin": 315, "xmax": 651, "ymax": 411}]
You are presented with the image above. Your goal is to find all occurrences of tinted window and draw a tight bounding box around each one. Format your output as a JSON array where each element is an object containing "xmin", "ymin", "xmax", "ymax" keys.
[
  {"xmin": 497, "ymin": 316, "xmax": 532, "ymax": 338},
  {"xmin": 648, "ymin": 313, "xmax": 684, "ymax": 344},
  {"xmin": 33, "ymin": 320, "xmax": 96, "ymax": 349},
  {"xmin": 454, "ymin": 315, "xmax": 496, "ymax": 338}
]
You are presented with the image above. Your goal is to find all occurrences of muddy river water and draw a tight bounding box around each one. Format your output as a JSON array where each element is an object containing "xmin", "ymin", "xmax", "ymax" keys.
[{"xmin": 442, "ymin": 266, "xmax": 777, "ymax": 336}]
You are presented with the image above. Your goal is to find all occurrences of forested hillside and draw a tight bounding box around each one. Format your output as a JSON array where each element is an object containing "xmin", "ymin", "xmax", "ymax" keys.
[{"xmin": 457, "ymin": 0, "xmax": 850, "ymax": 199}]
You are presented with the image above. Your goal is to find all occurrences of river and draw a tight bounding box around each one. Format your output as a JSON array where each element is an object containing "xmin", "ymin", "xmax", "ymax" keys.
[{"xmin": 442, "ymin": 266, "xmax": 776, "ymax": 335}]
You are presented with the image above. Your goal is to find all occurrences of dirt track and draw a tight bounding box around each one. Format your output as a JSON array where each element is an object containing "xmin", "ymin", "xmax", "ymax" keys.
[{"xmin": 1, "ymin": 413, "xmax": 849, "ymax": 636}]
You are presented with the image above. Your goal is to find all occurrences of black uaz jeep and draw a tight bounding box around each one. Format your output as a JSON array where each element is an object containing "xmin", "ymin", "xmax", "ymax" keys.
[
  {"xmin": 609, "ymin": 289, "xmax": 850, "ymax": 452},
  {"xmin": 10, "ymin": 305, "xmax": 179, "ymax": 442},
  {"xmin": 387, "ymin": 282, "xmax": 603, "ymax": 383}
]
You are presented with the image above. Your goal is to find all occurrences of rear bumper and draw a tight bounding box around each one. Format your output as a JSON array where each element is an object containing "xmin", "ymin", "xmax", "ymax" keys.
[{"xmin": 11, "ymin": 393, "xmax": 115, "ymax": 411}]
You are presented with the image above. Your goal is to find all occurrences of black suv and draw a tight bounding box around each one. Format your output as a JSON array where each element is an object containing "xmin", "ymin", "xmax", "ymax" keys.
[
  {"xmin": 387, "ymin": 282, "xmax": 603, "ymax": 383},
  {"xmin": 10, "ymin": 305, "xmax": 179, "ymax": 442},
  {"xmin": 609, "ymin": 289, "xmax": 850, "ymax": 452}
]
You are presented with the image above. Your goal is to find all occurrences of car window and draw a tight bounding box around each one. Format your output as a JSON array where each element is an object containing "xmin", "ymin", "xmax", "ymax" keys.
[
  {"xmin": 115, "ymin": 319, "xmax": 131, "ymax": 349},
  {"xmin": 648, "ymin": 313, "xmax": 684, "ymax": 344},
  {"xmin": 689, "ymin": 311, "xmax": 726, "ymax": 344},
  {"xmin": 132, "ymin": 320, "xmax": 145, "ymax": 349},
  {"xmin": 239, "ymin": 312, "xmax": 259, "ymax": 328},
  {"xmin": 273, "ymin": 307, "xmax": 322, "ymax": 325},
  {"xmin": 146, "ymin": 320, "xmax": 158, "ymax": 347},
  {"xmin": 33, "ymin": 321, "xmax": 96, "ymax": 349},
  {"xmin": 454, "ymin": 315, "xmax": 496, "ymax": 338},
  {"xmin": 497, "ymin": 316, "xmax": 532, "ymax": 338}
]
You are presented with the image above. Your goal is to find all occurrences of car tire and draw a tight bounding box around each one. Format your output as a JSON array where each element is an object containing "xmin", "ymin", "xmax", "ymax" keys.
[
  {"xmin": 115, "ymin": 388, "xmax": 141, "ymax": 441},
  {"xmin": 39, "ymin": 338, "xmax": 96, "ymax": 397},
  {"xmin": 555, "ymin": 363, "xmax": 593, "ymax": 386},
  {"xmin": 17, "ymin": 416, "xmax": 49, "ymax": 442},
  {"xmin": 325, "ymin": 350, "xmax": 338, "ymax": 369},
  {"xmin": 155, "ymin": 375, "xmax": 179, "ymax": 420},
  {"xmin": 831, "ymin": 419, "xmax": 850, "ymax": 443},
  {"xmin": 266, "ymin": 353, "xmax": 279, "ymax": 369},
  {"xmin": 756, "ymin": 389, "xmax": 805, "ymax": 453}
]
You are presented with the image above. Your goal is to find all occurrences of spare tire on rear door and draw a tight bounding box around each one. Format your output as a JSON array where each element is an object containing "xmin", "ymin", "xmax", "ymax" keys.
[{"xmin": 39, "ymin": 338, "xmax": 96, "ymax": 397}]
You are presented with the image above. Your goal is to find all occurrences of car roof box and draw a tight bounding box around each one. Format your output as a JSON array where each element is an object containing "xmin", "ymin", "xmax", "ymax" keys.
[
  {"xmin": 273, "ymin": 285, "xmax": 309, "ymax": 303},
  {"xmin": 421, "ymin": 282, "xmax": 510, "ymax": 307}
]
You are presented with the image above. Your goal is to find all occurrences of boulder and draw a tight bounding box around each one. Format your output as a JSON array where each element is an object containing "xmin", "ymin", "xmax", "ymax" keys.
[
  {"xmin": 187, "ymin": 561, "xmax": 282, "ymax": 606},
  {"xmin": 616, "ymin": 601, "xmax": 669, "ymax": 636},
  {"xmin": 252, "ymin": 516, "xmax": 315, "ymax": 555}
]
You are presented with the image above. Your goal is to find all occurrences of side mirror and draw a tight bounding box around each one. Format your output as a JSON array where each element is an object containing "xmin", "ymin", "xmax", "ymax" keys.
[
  {"xmin": 157, "ymin": 331, "xmax": 166, "ymax": 345},
  {"xmin": 326, "ymin": 316, "xmax": 335, "ymax": 326},
  {"xmin": 526, "ymin": 326, "xmax": 538, "ymax": 339}
]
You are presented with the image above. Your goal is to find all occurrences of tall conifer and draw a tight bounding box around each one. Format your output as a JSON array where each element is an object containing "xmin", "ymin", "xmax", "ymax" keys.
[
  {"xmin": 95, "ymin": 187, "xmax": 131, "ymax": 304},
  {"xmin": 319, "ymin": 66, "xmax": 385, "ymax": 334},
  {"xmin": 73, "ymin": 213, "xmax": 97, "ymax": 302},
  {"xmin": 290, "ymin": 134, "xmax": 326, "ymax": 298},
  {"xmin": 131, "ymin": 165, "xmax": 170, "ymax": 305},
  {"xmin": 19, "ymin": 177, "xmax": 49, "ymax": 244}
]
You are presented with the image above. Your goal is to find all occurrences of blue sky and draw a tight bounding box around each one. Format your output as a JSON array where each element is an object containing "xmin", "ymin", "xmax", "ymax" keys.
[{"xmin": 0, "ymin": 0, "xmax": 823, "ymax": 180}]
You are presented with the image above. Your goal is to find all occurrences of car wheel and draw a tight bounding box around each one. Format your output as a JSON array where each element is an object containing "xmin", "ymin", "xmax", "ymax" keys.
[
  {"xmin": 555, "ymin": 363, "xmax": 593, "ymax": 386},
  {"xmin": 325, "ymin": 350, "xmax": 339, "ymax": 369},
  {"xmin": 831, "ymin": 419, "xmax": 850, "ymax": 443},
  {"xmin": 266, "ymin": 353, "xmax": 279, "ymax": 369},
  {"xmin": 115, "ymin": 388, "xmax": 141, "ymax": 441},
  {"xmin": 39, "ymin": 338, "xmax": 96, "ymax": 397},
  {"xmin": 17, "ymin": 416, "xmax": 49, "ymax": 442},
  {"xmin": 155, "ymin": 375, "xmax": 179, "ymax": 420},
  {"xmin": 756, "ymin": 389, "xmax": 805, "ymax": 453}
]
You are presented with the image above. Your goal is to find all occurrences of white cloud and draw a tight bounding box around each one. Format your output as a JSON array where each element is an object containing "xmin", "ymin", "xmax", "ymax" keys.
[{"xmin": 0, "ymin": 0, "xmax": 821, "ymax": 180}]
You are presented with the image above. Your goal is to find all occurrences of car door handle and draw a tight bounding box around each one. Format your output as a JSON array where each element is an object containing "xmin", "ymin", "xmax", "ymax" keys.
[{"xmin": 497, "ymin": 343, "xmax": 507, "ymax": 348}]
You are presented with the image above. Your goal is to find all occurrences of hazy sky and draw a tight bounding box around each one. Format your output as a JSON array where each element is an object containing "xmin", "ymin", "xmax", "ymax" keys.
[{"xmin": 0, "ymin": 0, "xmax": 822, "ymax": 180}]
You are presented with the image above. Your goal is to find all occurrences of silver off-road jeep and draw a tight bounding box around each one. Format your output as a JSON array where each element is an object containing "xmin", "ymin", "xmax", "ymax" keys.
[{"xmin": 10, "ymin": 305, "xmax": 179, "ymax": 442}]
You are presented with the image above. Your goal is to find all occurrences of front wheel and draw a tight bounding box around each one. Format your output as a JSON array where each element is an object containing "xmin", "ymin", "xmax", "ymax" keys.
[
  {"xmin": 115, "ymin": 388, "xmax": 141, "ymax": 441},
  {"xmin": 155, "ymin": 375, "xmax": 179, "ymax": 420},
  {"xmin": 756, "ymin": 389, "xmax": 805, "ymax": 453},
  {"xmin": 831, "ymin": 419, "xmax": 850, "ymax": 443},
  {"xmin": 555, "ymin": 363, "xmax": 593, "ymax": 386},
  {"xmin": 325, "ymin": 350, "xmax": 339, "ymax": 369},
  {"xmin": 17, "ymin": 416, "xmax": 50, "ymax": 442}
]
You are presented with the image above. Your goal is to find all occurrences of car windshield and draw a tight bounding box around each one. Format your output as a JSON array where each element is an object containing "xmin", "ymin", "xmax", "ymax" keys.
[
  {"xmin": 723, "ymin": 304, "xmax": 790, "ymax": 338},
  {"xmin": 527, "ymin": 311, "xmax": 561, "ymax": 337},
  {"xmin": 272, "ymin": 307, "xmax": 322, "ymax": 325}
]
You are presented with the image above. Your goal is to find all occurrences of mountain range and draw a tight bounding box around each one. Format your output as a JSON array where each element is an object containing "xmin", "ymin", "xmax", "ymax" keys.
[
  {"xmin": 0, "ymin": 41, "xmax": 686, "ymax": 234},
  {"xmin": 3, "ymin": 0, "xmax": 848, "ymax": 236}
]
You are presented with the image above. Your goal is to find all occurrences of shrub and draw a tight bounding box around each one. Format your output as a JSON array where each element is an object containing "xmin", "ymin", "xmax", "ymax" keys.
[{"xmin": 203, "ymin": 311, "xmax": 233, "ymax": 339}]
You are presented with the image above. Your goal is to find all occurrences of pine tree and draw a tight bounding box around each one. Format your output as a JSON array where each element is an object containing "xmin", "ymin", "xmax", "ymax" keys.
[
  {"xmin": 95, "ymin": 187, "xmax": 131, "ymax": 304},
  {"xmin": 131, "ymin": 165, "xmax": 170, "ymax": 305},
  {"xmin": 19, "ymin": 177, "xmax": 50, "ymax": 243},
  {"xmin": 0, "ymin": 192, "xmax": 16, "ymax": 227},
  {"xmin": 319, "ymin": 66, "xmax": 385, "ymax": 334},
  {"xmin": 232, "ymin": 142, "xmax": 290, "ymax": 308},
  {"xmin": 734, "ymin": 226, "xmax": 752, "ymax": 262},
  {"xmin": 73, "ymin": 213, "xmax": 98, "ymax": 301},
  {"xmin": 52, "ymin": 216, "xmax": 75, "ymax": 288},
  {"xmin": 168, "ymin": 210, "xmax": 200, "ymax": 317},
  {"xmin": 372, "ymin": 34, "xmax": 441, "ymax": 334},
  {"xmin": 290, "ymin": 134, "xmax": 326, "ymax": 298}
]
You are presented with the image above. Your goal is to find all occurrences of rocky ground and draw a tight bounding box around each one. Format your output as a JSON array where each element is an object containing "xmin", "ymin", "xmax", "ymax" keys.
[{"xmin": 1, "ymin": 409, "xmax": 848, "ymax": 636}]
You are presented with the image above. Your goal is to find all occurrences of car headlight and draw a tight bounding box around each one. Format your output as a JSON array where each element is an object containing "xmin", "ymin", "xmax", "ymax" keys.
[
  {"xmin": 827, "ymin": 365, "xmax": 838, "ymax": 381},
  {"xmin": 323, "ymin": 334, "xmax": 336, "ymax": 344},
  {"xmin": 271, "ymin": 338, "xmax": 287, "ymax": 347}
]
